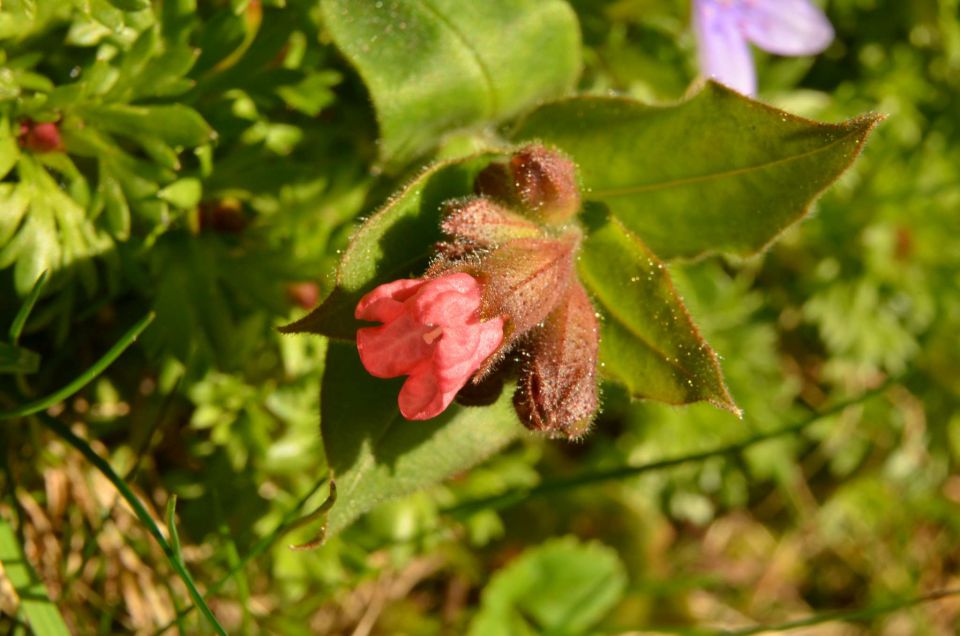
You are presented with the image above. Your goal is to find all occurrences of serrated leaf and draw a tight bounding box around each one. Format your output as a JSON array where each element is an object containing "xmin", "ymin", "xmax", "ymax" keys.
[
  {"xmin": 282, "ymin": 152, "xmax": 502, "ymax": 339},
  {"xmin": 321, "ymin": 343, "xmax": 522, "ymax": 537},
  {"xmin": 513, "ymin": 82, "xmax": 882, "ymax": 260},
  {"xmin": 320, "ymin": 0, "xmax": 580, "ymax": 169},
  {"xmin": 468, "ymin": 536, "xmax": 627, "ymax": 636},
  {"xmin": 578, "ymin": 208, "xmax": 738, "ymax": 413}
]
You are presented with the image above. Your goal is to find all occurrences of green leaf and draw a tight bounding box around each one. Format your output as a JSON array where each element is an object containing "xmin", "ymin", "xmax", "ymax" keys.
[
  {"xmin": 0, "ymin": 183, "xmax": 30, "ymax": 247},
  {"xmin": 468, "ymin": 536, "xmax": 627, "ymax": 636},
  {"xmin": 513, "ymin": 82, "xmax": 883, "ymax": 259},
  {"xmin": 0, "ymin": 118, "xmax": 19, "ymax": 180},
  {"xmin": 321, "ymin": 343, "xmax": 522, "ymax": 537},
  {"xmin": 8, "ymin": 270, "xmax": 48, "ymax": 344},
  {"xmin": 320, "ymin": 0, "xmax": 580, "ymax": 169},
  {"xmin": 0, "ymin": 518, "xmax": 71, "ymax": 636},
  {"xmin": 282, "ymin": 152, "xmax": 502, "ymax": 340},
  {"xmin": 100, "ymin": 171, "xmax": 131, "ymax": 240},
  {"xmin": 107, "ymin": 0, "xmax": 151, "ymax": 11},
  {"xmin": 275, "ymin": 71, "xmax": 340, "ymax": 117},
  {"xmin": 158, "ymin": 177, "xmax": 202, "ymax": 209},
  {"xmin": 578, "ymin": 209, "xmax": 738, "ymax": 413},
  {"xmin": 78, "ymin": 103, "xmax": 214, "ymax": 148}
]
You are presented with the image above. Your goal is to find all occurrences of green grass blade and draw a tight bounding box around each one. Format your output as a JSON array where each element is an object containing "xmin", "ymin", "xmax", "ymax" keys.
[
  {"xmin": 0, "ymin": 517, "xmax": 71, "ymax": 635},
  {"xmin": 0, "ymin": 312, "xmax": 155, "ymax": 420},
  {"xmin": 165, "ymin": 495, "xmax": 184, "ymax": 566},
  {"xmin": 37, "ymin": 413, "xmax": 226, "ymax": 636},
  {"xmin": 444, "ymin": 384, "xmax": 891, "ymax": 518},
  {"xmin": 153, "ymin": 478, "xmax": 333, "ymax": 635},
  {"xmin": 7, "ymin": 271, "xmax": 48, "ymax": 345}
]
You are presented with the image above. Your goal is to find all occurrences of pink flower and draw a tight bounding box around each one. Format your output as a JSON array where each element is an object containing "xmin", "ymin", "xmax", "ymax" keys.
[
  {"xmin": 355, "ymin": 272, "xmax": 504, "ymax": 420},
  {"xmin": 694, "ymin": 0, "xmax": 834, "ymax": 96}
]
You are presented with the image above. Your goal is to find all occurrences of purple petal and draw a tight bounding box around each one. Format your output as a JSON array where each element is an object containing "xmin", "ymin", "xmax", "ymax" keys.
[
  {"xmin": 739, "ymin": 0, "xmax": 834, "ymax": 56},
  {"xmin": 694, "ymin": 0, "xmax": 757, "ymax": 96}
]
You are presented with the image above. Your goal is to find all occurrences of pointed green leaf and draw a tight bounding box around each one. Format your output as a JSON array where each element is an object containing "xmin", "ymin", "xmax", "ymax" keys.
[
  {"xmin": 320, "ymin": 0, "xmax": 580, "ymax": 169},
  {"xmin": 578, "ymin": 209, "xmax": 738, "ymax": 413},
  {"xmin": 513, "ymin": 82, "xmax": 882, "ymax": 259},
  {"xmin": 158, "ymin": 177, "xmax": 202, "ymax": 209},
  {"xmin": 321, "ymin": 343, "xmax": 522, "ymax": 537},
  {"xmin": 282, "ymin": 152, "xmax": 502, "ymax": 340}
]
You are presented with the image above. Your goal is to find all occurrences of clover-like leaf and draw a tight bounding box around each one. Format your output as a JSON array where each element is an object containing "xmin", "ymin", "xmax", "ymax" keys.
[
  {"xmin": 320, "ymin": 0, "xmax": 580, "ymax": 169},
  {"xmin": 578, "ymin": 208, "xmax": 738, "ymax": 413},
  {"xmin": 513, "ymin": 82, "xmax": 882, "ymax": 260},
  {"xmin": 321, "ymin": 343, "xmax": 522, "ymax": 537},
  {"xmin": 468, "ymin": 536, "xmax": 627, "ymax": 636}
]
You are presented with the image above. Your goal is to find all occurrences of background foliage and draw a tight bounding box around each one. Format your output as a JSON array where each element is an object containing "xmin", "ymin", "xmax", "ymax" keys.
[{"xmin": 1, "ymin": 0, "xmax": 959, "ymax": 634}]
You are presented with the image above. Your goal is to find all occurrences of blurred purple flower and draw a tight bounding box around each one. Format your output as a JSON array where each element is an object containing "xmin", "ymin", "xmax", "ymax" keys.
[{"xmin": 693, "ymin": 0, "xmax": 834, "ymax": 96}]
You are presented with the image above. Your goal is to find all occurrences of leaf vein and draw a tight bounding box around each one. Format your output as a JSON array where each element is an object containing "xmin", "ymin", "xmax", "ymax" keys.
[
  {"xmin": 593, "ymin": 125, "xmax": 863, "ymax": 198},
  {"xmin": 413, "ymin": 0, "xmax": 498, "ymax": 118}
]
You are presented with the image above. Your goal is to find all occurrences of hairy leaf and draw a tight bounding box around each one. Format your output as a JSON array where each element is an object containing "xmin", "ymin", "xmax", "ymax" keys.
[
  {"xmin": 514, "ymin": 82, "xmax": 882, "ymax": 259},
  {"xmin": 321, "ymin": 343, "xmax": 521, "ymax": 537},
  {"xmin": 578, "ymin": 209, "xmax": 738, "ymax": 413},
  {"xmin": 320, "ymin": 0, "xmax": 580, "ymax": 169},
  {"xmin": 281, "ymin": 153, "xmax": 502, "ymax": 340}
]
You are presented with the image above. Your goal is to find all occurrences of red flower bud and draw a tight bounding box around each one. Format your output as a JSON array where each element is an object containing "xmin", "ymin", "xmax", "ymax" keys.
[
  {"xmin": 475, "ymin": 144, "xmax": 581, "ymax": 224},
  {"xmin": 514, "ymin": 281, "xmax": 600, "ymax": 439},
  {"xmin": 18, "ymin": 120, "xmax": 64, "ymax": 153},
  {"xmin": 355, "ymin": 273, "xmax": 504, "ymax": 420}
]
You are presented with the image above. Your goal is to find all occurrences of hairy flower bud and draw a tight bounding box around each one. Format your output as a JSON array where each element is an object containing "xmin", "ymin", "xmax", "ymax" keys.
[
  {"xmin": 475, "ymin": 144, "xmax": 581, "ymax": 223},
  {"xmin": 431, "ymin": 231, "xmax": 580, "ymax": 378},
  {"xmin": 514, "ymin": 281, "xmax": 600, "ymax": 439},
  {"xmin": 440, "ymin": 197, "xmax": 541, "ymax": 248},
  {"xmin": 355, "ymin": 273, "xmax": 504, "ymax": 420}
]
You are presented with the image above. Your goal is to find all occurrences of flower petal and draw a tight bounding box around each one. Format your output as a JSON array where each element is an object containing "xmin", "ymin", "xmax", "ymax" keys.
[
  {"xmin": 434, "ymin": 317, "xmax": 505, "ymax": 389},
  {"xmin": 398, "ymin": 364, "xmax": 452, "ymax": 420},
  {"xmin": 694, "ymin": 0, "xmax": 757, "ymax": 95},
  {"xmin": 355, "ymin": 278, "xmax": 424, "ymax": 322},
  {"xmin": 739, "ymin": 0, "xmax": 834, "ymax": 56},
  {"xmin": 356, "ymin": 314, "xmax": 432, "ymax": 378},
  {"xmin": 409, "ymin": 273, "xmax": 482, "ymax": 325}
]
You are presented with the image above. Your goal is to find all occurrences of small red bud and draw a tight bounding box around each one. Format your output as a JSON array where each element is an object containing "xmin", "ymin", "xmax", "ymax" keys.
[
  {"xmin": 18, "ymin": 120, "xmax": 64, "ymax": 153},
  {"xmin": 514, "ymin": 281, "xmax": 600, "ymax": 439}
]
